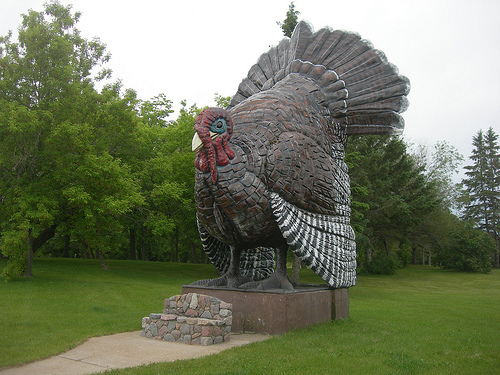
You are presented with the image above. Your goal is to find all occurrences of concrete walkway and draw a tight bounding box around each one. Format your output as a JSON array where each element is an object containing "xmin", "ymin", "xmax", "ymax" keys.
[{"xmin": 1, "ymin": 331, "xmax": 271, "ymax": 375}]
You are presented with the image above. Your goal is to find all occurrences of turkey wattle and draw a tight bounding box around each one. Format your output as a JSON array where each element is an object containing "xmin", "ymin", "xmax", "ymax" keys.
[{"xmin": 191, "ymin": 21, "xmax": 410, "ymax": 290}]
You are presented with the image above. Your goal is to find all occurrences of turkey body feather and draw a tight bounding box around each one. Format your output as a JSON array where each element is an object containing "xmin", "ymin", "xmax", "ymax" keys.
[{"xmin": 191, "ymin": 21, "xmax": 409, "ymax": 289}]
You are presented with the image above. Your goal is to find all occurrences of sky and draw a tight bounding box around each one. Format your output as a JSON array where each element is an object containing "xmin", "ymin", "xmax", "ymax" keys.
[{"xmin": 1, "ymin": 0, "xmax": 500, "ymax": 181}]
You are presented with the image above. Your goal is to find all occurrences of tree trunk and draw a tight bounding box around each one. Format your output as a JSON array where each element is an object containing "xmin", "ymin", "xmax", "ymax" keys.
[
  {"xmin": 170, "ymin": 229, "xmax": 178, "ymax": 262},
  {"xmin": 96, "ymin": 247, "xmax": 109, "ymax": 270},
  {"xmin": 63, "ymin": 234, "xmax": 70, "ymax": 258},
  {"xmin": 128, "ymin": 228, "xmax": 136, "ymax": 260},
  {"xmin": 365, "ymin": 246, "xmax": 373, "ymax": 265},
  {"xmin": 140, "ymin": 227, "xmax": 147, "ymax": 261},
  {"xmin": 23, "ymin": 225, "xmax": 57, "ymax": 277},
  {"xmin": 411, "ymin": 245, "xmax": 417, "ymax": 265},
  {"xmin": 428, "ymin": 250, "xmax": 432, "ymax": 266},
  {"xmin": 189, "ymin": 241, "xmax": 199, "ymax": 263},
  {"xmin": 290, "ymin": 253, "xmax": 301, "ymax": 284},
  {"xmin": 23, "ymin": 229, "xmax": 34, "ymax": 278}
]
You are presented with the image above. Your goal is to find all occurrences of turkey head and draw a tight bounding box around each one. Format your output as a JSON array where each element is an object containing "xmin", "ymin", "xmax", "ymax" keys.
[{"xmin": 192, "ymin": 108, "xmax": 235, "ymax": 184}]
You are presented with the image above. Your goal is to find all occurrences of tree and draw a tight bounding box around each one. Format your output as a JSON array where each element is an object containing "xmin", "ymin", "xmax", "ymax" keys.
[
  {"xmin": 277, "ymin": 2, "xmax": 300, "ymax": 38},
  {"xmin": 461, "ymin": 127, "xmax": 500, "ymax": 267},
  {"xmin": 412, "ymin": 140, "xmax": 464, "ymax": 210},
  {"xmin": 346, "ymin": 135, "xmax": 441, "ymax": 273},
  {"xmin": 0, "ymin": 2, "xmax": 143, "ymax": 278},
  {"xmin": 407, "ymin": 141, "xmax": 464, "ymax": 264}
]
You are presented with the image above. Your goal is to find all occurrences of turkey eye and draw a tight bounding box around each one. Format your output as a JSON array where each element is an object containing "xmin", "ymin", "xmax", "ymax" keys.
[{"xmin": 211, "ymin": 118, "xmax": 226, "ymax": 133}]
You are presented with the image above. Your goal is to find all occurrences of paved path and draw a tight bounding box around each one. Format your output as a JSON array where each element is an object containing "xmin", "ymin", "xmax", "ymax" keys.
[{"xmin": 1, "ymin": 331, "xmax": 270, "ymax": 375}]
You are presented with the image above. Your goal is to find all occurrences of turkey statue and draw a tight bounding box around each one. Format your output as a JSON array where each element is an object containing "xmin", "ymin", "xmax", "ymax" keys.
[{"xmin": 191, "ymin": 21, "xmax": 410, "ymax": 290}]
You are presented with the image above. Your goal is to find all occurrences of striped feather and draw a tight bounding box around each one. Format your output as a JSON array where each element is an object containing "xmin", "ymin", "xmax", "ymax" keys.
[
  {"xmin": 270, "ymin": 193, "xmax": 357, "ymax": 288},
  {"xmin": 197, "ymin": 219, "xmax": 275, "ymax": 281}
]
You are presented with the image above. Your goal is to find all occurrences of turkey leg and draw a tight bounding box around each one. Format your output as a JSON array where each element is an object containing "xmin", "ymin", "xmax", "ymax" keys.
[
  {"xmin": 190, "ymin": 246, "xmax": 250, "ymax": 288},
  {"xmin": 240, "ymin": 244, "xmax": 294, "ymax": 291}
]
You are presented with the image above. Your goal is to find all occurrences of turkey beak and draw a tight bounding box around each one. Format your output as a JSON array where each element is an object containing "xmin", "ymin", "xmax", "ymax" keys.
[
  {"xmin": 192, "ymin": 133, "xmax": 203, "ymax": 152},
  {"xmin": 191, "ymin": 132, "xmax": 220, "ymax": 152}
]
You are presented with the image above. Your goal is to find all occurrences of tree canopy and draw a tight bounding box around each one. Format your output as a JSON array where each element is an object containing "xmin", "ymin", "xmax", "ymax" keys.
[{"xmin": 0, "ymin": 2, "xmax": 201, "ymax": 279}]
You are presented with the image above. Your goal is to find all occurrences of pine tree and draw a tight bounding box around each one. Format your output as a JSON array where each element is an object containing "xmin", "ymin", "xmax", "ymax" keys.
[
  {"xmin": 277, "ymin": 2, "xmax": 300, "ymax": 38},
  {"xmin": 462, "ymin": 127, "xmax": 500, "ymax": 267}
]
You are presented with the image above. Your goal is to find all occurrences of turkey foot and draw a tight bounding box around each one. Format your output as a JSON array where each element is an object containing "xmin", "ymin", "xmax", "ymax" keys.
[
  {"xmin": 239, "ymin": 273, "xmax": 294, "ymax": 291},
  {"xmin": 190, "ymin": 274, "xmax": 250, "ymax": 289}
]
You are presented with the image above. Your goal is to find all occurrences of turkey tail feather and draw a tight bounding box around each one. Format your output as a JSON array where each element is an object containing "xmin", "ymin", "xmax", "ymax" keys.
[{"xmin": 229, "ymin": 21, "xmax": 410, "ymax": 135}]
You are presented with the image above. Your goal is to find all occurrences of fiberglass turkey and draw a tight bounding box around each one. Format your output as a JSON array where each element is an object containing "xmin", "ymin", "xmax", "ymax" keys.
[{"xmin": 191, "ymin": 21, "xmax": 410, "ymax": 290}]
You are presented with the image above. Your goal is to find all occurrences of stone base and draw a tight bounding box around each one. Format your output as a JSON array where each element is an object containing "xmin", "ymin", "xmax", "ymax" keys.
[
  {"xmin": 141, "ymin": 293, "xmax": 232, "ymax": 345},
  {"xmin": 182, "ymin": 285, "xmax": 349, "ymax": 335}
]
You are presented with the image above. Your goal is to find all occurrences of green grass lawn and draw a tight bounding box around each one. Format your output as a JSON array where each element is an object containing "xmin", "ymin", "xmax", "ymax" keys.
[{"xmin": 1, "ymin": 258, "xmax": 498, "ymax": 374}]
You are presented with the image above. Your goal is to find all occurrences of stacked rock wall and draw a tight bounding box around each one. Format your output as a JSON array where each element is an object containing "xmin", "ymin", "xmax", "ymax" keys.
[{"xmin": 141, "ymin": 293, "xmax": 232, "ymax": 346}]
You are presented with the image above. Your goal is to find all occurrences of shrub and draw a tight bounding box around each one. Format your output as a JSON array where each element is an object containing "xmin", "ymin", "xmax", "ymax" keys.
[
  {"xmin": 366, "ymin": 254, "xmax": 402, "ymax": 275},
  {"xmin": 435, "ymin": 223, "xmax": 494, "ymax": 273}
]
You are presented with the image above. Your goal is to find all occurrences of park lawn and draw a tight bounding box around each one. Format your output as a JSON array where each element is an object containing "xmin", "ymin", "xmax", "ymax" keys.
[
  {"xmin": 1, "ymin": 259, "xmax": 499, "ymax": 374},
  {"xmin": 0, "ymin": 258, "xmax": 219, "ymax": 368}
]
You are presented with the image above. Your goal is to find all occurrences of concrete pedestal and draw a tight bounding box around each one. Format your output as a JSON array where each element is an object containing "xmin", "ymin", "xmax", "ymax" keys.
[{"xmin": 182, "ymin": 285, "xmax": 349, "ymax": 335}]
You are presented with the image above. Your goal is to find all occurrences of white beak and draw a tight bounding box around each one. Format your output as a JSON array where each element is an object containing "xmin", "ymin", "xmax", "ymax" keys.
[
  {"xmin": 191, "ymin": 132, "xmax": 220, "ymax": 152},
  {"xmin": 192, "ymin": 133, "xmax": 203, "ymax": 152}
]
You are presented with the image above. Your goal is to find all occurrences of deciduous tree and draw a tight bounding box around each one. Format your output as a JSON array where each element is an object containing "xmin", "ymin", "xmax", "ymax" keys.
[{"xmin": 0, "ymin": 2, "xmax": 142, "ymax": 277}]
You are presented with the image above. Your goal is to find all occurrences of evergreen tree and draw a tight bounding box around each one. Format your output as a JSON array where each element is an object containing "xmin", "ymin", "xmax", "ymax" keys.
[
  {"xmin": 462, "ymin": 127, "xmax": 500, "ymax": 267},
  {"xmin": 277, "ymin": 2, "xmax": 300, "ymax": 38}
]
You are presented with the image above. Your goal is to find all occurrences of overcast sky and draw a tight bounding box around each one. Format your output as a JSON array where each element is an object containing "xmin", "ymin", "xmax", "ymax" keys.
[{"xmin": 2, "ymin": 0, "xmax": 500, "ymax": 180}]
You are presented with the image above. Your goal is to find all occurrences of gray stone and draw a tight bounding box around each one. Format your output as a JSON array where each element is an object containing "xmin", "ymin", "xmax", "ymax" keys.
[
  {"xmin": 150, "ymin": 323, "xmax": 158, "ymax": 337},
  {"xmin": 167, "ymin": 321, "xmax": 176, "ymax": 331},
  {"xmin": 180, "ymin": 324, "xmax": 190, "ymax": 335},
  {"xmin": 211, "ymin": 303, "xmax": 220, "ymax": 315},
  {"xmin": 149, "ymin": 313, "xmax": 162, "ymax": 319},
  {"xmin": 189, "ymin": 293, "xmax": 198, "ymax": 309},
  {"xmin": 171, "ymin": 330, "xmax": 181, "ymax": 340},
  {"xmin": 210, "ymin": 297, "xmax": 221, "ymax": 304},
  {"xmin": 219, "ymin": 309, "xmax": 229, "ymax": 317},
  {"xmin": 179, "ymin": 335, "xmax": 191, "ymax": 344},
  {"xmin": 200, "ymin": 311, "xmax": 212, "ymax": 319},
  {"xmin": 192, "ymin": 336, "xmax": 201, "ymax": 345},
  {"xmin": 214, "ymin": 336, "xmax": 223, "ymax": 344},
  {"xmin": 201, "ymin": 337, "xmax": 213, "ymax": 346},
  {"xmin": 163, "ymin": 334, "xmax": 175, "ymax": 342}
]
